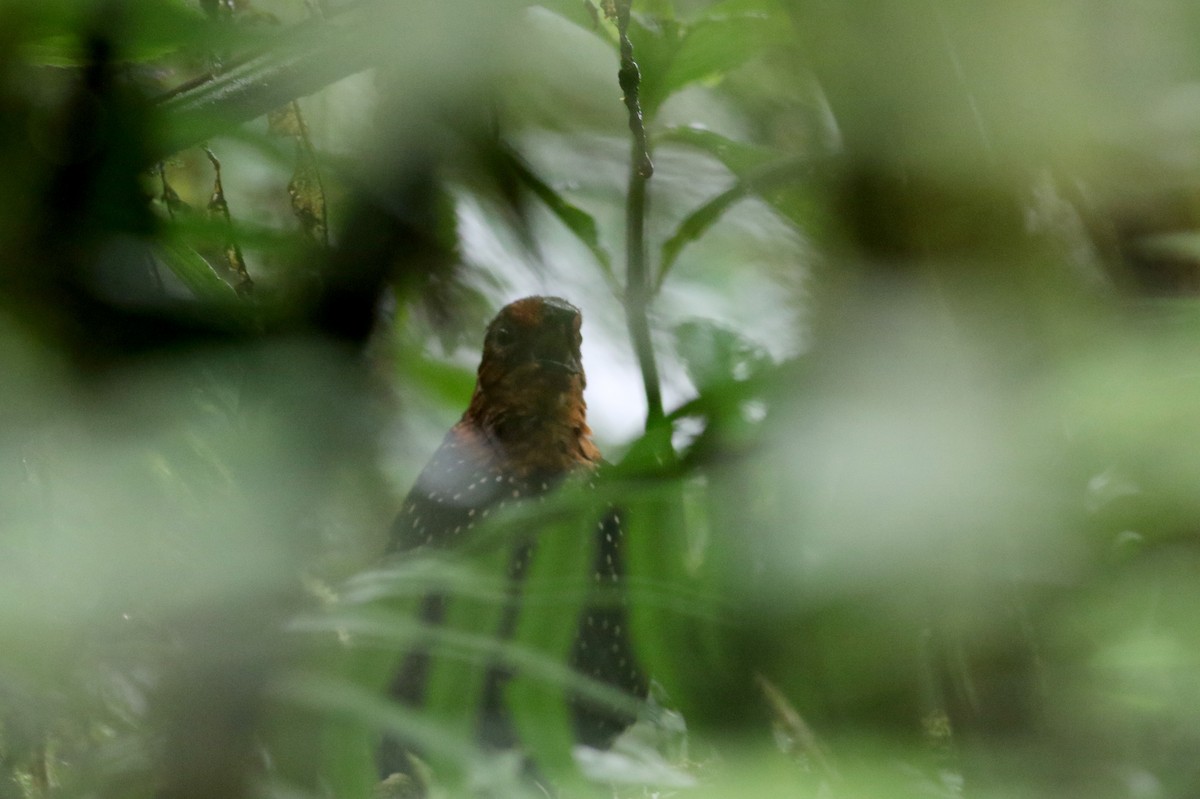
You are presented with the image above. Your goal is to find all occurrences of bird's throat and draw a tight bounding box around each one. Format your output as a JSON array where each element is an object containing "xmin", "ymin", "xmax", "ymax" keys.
[{"xmin": 465, "ymin": 375, "xmax": 598, "ymax": 475}]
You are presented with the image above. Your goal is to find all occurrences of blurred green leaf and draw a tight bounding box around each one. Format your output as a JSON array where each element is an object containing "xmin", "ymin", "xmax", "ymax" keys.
[
  {"xmin": 659, "ymin": 0, "xmax": 790, "ymax": 105},
  {"xmin": 530, "ymin": 0, "xmax": 613, "ymax": 42},
  {"xmin": 419, "ymin": 549, "xmax": 511, "ymax": 781},
  {"xmin": 157, "ymin": 1, "xmax": 518, "ymax": 158},
  {"xmin": 673, "ymin": 318, "xmax": 771, "ymax": 392},
  {"xmin": 16, "ymin": 0, "xmax": 214, "ymax": 65},
  {"xmin": 273, "ymin": 672, "xmax": 481, "ymax": 773},
  {"xmin": 630, "ymin": 0, "xmax": 790, "ymax": 114},
  {"xmin": 156, "ymin": 14, "xmax": 370, "ymax": 158},
  {"xmin": 158, "ymin": 238, "xmax": 239, "ymax": 301},
  {"xmin": 657, "ymin": 125, "xmax": 781, "ymax": 174},
  {"xmin": 500, "ymin": 144, "xmax": 618, "ymax": 292},
  {"xmin": 507, "ymin": 499, "xmax": 596, "ymax": 775},
  {"xmin": 657, "ymin": 156, "xmax": 811, "ymax": 288}
]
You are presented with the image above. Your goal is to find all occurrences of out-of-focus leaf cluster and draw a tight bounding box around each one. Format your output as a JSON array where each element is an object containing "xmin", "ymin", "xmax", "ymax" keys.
[{"xmin": 4, "ymin": 0, "xmax": 1200, "ymax": 798}]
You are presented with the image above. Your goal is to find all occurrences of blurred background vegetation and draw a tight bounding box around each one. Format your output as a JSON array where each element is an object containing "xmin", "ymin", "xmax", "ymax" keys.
[{"xmin": 3, "ymin": 0, "xmax": 1200, "ymax": 797}]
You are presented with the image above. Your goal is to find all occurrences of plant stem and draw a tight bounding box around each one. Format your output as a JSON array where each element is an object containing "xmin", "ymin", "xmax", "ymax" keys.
[{"xmin": 615, "ymin": 0, "xmax": 664, "ymax": 429}]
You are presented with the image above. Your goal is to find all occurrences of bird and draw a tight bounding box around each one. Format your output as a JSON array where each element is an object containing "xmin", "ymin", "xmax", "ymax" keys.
[{"xmin": 381, "ymin": 295, "xmax": 646, "ymax": 772}]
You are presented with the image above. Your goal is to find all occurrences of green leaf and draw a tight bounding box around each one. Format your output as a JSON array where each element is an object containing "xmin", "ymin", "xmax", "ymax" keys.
[
  {"xmin": 622, "ymin": 478, "xmax": 712, "ymax": 723},
  {"xmin": 639, "ymin": 0, "xmax": 791, "ymax": 112},
  {"xmin": 500, "ymin": 145, "xmax": 619, "ymax": 293},
  {"xmin": 303, "ymin": 603, "xmax": 644, "ymax": 723},
  {"xmin": 16, "ymin": 0, "xmax": 215, "ymax": 66},
  {"xmin": 395, "ymin": 349, "xmax": 476, "ymax": 413},
  {"xmin": 626, "ymin": 13, "xmax": 684, "ymax": 116},
  {"xmin": 419, "ymin": 547, "xmax": 511, "ymax": 779},
  {"xmin": 658, "ymin": 183, "xmax": 748, "ymax": 287},
  {"xmin": 530, "ymin": 0, "xmax": 615, "ymax": 43},
  {"xmin": 656, "ymin": 156, "xmax": 813, "ymax": 288},
  {"xmin": 639, "ymin": 0, "xmax": 677, "ymax": 19},
  {"xmin": 673, "ymin": 319, "xmax": 771, "ymax": 392},
  {"xmin": 505, "ymin": 492, "xmax": 598, "ymax": 776},
  {"xmin": 156, "ymin": 17, "xmax": 371, "ymax": 158},
  {"xmin": 158, "ymin": 238, "xmax": 239, "ymax": 301},
  {"xmin": 657, "ymin": 125, "xmax": 781, "ymax": 175},
  {"xmin": 272, "ymin": 672, "xmax": 481, "ymax": 778}
]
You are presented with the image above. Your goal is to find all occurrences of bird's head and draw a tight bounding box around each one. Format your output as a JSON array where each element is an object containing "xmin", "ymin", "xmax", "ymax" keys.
[
  {"xmin": 464, "ymin": 296, "xmax": 596, "ymax": 463},
  {"xmin": 480, "ymin": 295, "xmax": 584, "ymax": 381}
]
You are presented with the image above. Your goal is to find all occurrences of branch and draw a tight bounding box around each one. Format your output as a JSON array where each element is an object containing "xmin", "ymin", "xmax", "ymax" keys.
[{"xmin": 615, "ymin": 0, "xmax": 664, "ymax": 429}]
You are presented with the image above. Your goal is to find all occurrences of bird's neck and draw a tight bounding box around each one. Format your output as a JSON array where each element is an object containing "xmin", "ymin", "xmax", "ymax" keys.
[{"xmin": 464, "ymin": 376, "xmax": 599, "ymax": 476}]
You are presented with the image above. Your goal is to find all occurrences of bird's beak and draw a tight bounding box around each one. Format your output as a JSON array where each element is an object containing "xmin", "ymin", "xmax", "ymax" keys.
[
  {"xmin": 535, "ymin": 354, "xmax": 582, "ymax": 375},
  {"xmin": 528, "ymin": 304, "xmax": 583, "ymax": 375}
]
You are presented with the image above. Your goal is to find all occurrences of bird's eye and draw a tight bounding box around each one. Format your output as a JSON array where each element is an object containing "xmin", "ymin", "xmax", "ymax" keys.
[{"xmin": 492, "ymin": 325, "xmax": 515, "ymax": 348}]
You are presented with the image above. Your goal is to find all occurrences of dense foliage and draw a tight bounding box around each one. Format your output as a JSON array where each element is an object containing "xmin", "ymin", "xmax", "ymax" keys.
[{"xmin": 3, "ymin": 1, "xmax": 1200, "ymax": 797}]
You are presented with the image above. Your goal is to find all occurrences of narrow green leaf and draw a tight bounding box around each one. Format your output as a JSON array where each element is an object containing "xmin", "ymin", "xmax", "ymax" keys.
[
  {"xmin": 506, "ymin": 492, "xmax": 597, "ymax": 776},
  {"xmin": 419, "ymin": 546, "xmax": 510, "ymax": 780},
  {"xmin": 656, "ymin": 156, "xmax": 813, "ymax": 289},
  {"xmin": 154, "ymin": 11, "xmax": 377, "ymax": 158},
  {"xmin": 272, "ymin": 672, "xmax": 481, "ymax": 768},
  {"xmin": 500, "ymin": 145, "xmax": 619, "ymax": 293},
  {"xmin": 623, "ymin": 479, "xmax": 698, "ymax": 720},
  {"xmin": 302, "ymin": 607, "xmax": 643, "ymax": 717},
  {"xmin": 158, "ymin": 238, "xmax": 239, "ymax": 301},
  {"xmin": 657, "ymin": 125, "xmax": 780, "ymax": 175},
  {"xmin": 658, "ymin": 183, "xmax": 747, "ymax": 288}
]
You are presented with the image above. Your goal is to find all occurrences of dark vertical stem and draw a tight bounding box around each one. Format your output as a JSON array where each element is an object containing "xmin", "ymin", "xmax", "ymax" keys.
[{"xmin": 615, "ymin": 0, "xmax": 664, "ymax": 428}]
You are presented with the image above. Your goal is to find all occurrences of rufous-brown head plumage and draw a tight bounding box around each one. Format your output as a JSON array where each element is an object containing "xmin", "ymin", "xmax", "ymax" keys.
[{"xmin": 462, "ymin": 296, "xmax": 600, "ymax": 475}]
